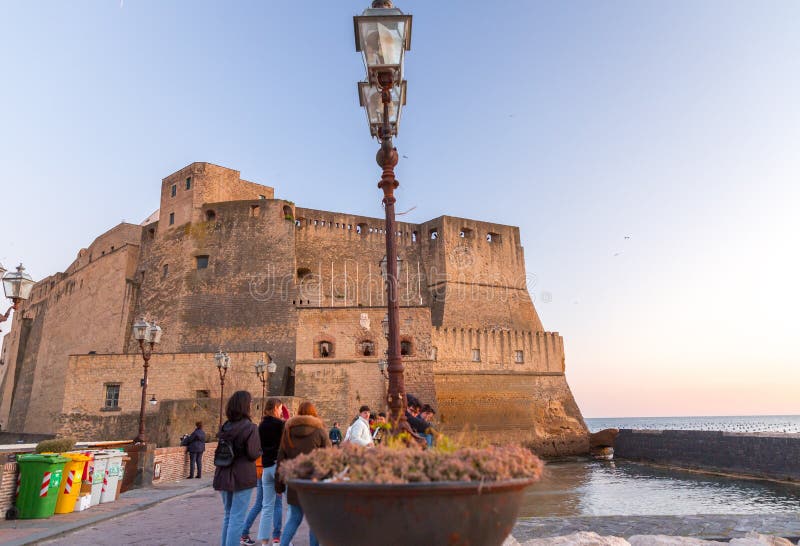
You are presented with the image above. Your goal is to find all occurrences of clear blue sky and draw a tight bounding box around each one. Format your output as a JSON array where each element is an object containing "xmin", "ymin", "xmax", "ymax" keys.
[{"xmin": 2, "ymin": 1, "xmax": 798, "ymax": 417}]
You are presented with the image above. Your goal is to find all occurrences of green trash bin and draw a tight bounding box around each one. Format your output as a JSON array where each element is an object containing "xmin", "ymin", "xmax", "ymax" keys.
[{"xmin": 16, "ymin": 453, "xmax": 69, "ymax": 519}]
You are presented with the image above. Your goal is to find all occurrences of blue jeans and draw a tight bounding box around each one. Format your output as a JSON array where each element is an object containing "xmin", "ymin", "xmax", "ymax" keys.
[
  {"xmin": 273, "ymin": 492, "xmax": 283, "ymax": 539},
  {"xmin": 280, "ymin": 502, "xmax": 318, "ymax": 546},
  {"xmin": 220, "ymin": 488, "xmax": 254, "ymax": 546},
  {"xmin": 256, "ymin": 465, "xmax": 278, "ymax": 541},
  {"xmin": 242, "ymin": 475, "xmax": 264, "ymax": 537},
  {"xmin": 189, "ymin": 451, "xmax": 203, "ymax": 477}
]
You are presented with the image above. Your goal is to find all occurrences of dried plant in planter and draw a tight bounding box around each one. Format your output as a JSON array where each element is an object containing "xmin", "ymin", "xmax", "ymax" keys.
[{"xmin": 280, "ymin": 443, "xmax": 543, "ymax": 484}]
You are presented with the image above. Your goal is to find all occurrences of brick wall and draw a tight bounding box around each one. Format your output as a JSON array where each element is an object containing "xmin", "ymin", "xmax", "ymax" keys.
[
  {"xmin": 152, "ymin": 443, "xmax": 217, "ymax": 483},
  {"xmin": 615, "ymin": 429, "xmax": 800, "ymax": 481},
  {"xmin": 0, "ymin": 462, "xmax": 17, "ymax": 514}
]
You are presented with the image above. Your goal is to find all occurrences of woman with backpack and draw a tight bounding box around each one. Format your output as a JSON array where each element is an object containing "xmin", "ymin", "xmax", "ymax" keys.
[
  {"xmin": 213, "ymin": 390, "xmax": 262, "ymax": 546},
  {"xmin": 275, "ymin": 401, "xmax": 331, "ymax": 546}
]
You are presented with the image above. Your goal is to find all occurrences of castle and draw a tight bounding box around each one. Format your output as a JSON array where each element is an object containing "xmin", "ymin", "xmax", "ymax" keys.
[{"xmin": 0, "ymin": 162, "xmax": 588, "ymax": 455}]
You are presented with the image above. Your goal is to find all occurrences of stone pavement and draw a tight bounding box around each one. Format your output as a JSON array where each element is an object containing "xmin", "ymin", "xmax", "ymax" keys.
[{"xmin": 2, "ymin": 480, "xmax": 799, "ymax": 545}]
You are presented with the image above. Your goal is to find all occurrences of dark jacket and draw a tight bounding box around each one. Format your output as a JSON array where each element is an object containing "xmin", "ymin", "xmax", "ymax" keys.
[
  {"xmin": 258, "ymin": 415, "xmax": 284, "ymax": 468},
  {"xmin": 212, "ymin": 418, "xmax": 261, "ymax": 492},
  {"xmin": 328, "ymin": 426, "xmax": 342, "ymax": 445},
  {"xmin": 185, "ymin": 427, "xmax": 206, "ymax": 453},
  {"xmin": 275, "ymin": 415, "xmax": 331, "ymax": 505}
]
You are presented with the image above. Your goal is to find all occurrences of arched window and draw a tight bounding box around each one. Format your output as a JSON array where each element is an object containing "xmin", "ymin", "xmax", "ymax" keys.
[
  {"xmin": 400, "ymin": 340, "xmax": 413, "ymax": 356},
  {"xmin": 360, "ymin": 340, "xmax": 375, "ymax": 357},
  {"xmin": 283, "ymin": 205, "xmax": 293, "ymax": 221},
  {"xmin": 205, "ymin": 210, "xmax": 216, "ymax": 222},
  {"xmin": 487, "ymin": 232, "xmax": 502, "ymax": 243},
  {"xmin": 429, "ymin": 228, "xmax": 439, "ymax": 240},
  {"xmin": 318, "ymin": 341, "xmax": 333, "ymax": 358},
  {"xmin": 297, "ymin": 267, "xmax": 312, "ymax": 281},
  {"xmin": 357, "ymin": 223, "xmax": 368, "ymax": 235},
  {"xmin": 459, "ymin": 228, "xmax": 473, "ymax": 239}
]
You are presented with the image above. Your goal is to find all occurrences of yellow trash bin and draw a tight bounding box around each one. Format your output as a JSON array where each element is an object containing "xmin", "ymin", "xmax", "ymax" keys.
[{"xmin": 54, "ymin": 453, "xmax": 91, "ymax": 514}]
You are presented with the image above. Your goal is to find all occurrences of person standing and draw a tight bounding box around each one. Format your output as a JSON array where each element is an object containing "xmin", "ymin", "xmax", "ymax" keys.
[
  {"xmin": 275, "ymin": 401, "xmax": 331, "ymax": 546},
  {"xmin": 214, "ymin": 391, "xmax": 262, "ymax": 546},
  {"xmin": 184, "ymin": 421, "xmax": 206, "ymax": 479},
  {"xmin": 328, "ymin": 422, "xmax": 343, "ymax": 447},
  {"xmin": 343, "ymin": 405, "xmax": 374, "ymax": 447},
  {"xmin": 254, "ymin": 398, "xmax": 285, "ymax": 545}
]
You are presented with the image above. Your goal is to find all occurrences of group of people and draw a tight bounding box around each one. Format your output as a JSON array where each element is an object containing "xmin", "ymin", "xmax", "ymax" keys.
[
  {"xmin": 212, "ymin": 391, "xmax": 329, "ymax": 546},
  {"xmin": 212, "ymin": 391, "xmax": 438, "ymax": 546}
]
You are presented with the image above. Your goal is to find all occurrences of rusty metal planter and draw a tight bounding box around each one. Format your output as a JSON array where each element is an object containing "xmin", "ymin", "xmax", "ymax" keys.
[{"xmin": 289, "ymin": 477, "xmax": 536, "ymax": 546}]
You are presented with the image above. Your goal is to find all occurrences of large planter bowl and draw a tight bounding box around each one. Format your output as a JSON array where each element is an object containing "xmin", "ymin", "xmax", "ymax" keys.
[{"xmin": 289, "ymin": 477, "xmax": 536, "ymax": 546}]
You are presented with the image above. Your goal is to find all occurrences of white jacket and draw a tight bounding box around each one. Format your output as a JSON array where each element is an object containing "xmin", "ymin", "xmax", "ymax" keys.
[{"xmin": 344, "ymin": 416, "xmax": 374, "ymax": 447}]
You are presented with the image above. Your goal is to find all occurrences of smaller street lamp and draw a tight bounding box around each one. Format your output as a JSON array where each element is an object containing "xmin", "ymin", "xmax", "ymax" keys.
[
  {"xmin": 132, "ymin": 317, "xmax": 162, "ymax": 444},
  {"xmin": 358, "ymin": 81, "xmax": 406, "ymax": 138},
  {"xmin": 377, "ymin": 358, "xmax": 388, "ymax": 379},
  {"xmin": 379, "ymin": 255, "xmax": 402, "ymax": 282},
  {"xmin": 215, "ymin": 350, "xmax": 232, "ymax": 429},
  {"xmin": 1, "ymin": 263, "xmax": 35, "ymax": 324},
  {"xmin": 381, "ymin": 314, "xmax": 390, "ymax": 340},
  {"xmin": 149, "ymin": 394, "xmax": 158, "ymax": 406},
  {"xmin": 254, "ymin": 356, "xmax": 268, "ymax": 412}
]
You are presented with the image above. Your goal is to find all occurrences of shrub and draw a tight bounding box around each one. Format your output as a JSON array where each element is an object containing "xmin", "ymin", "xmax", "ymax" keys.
[
  {"xmin": 35, "ymin": 437, "xmax": 77, "ymax": 454},
  {"xmin": 280, "ymin": 443, "xmax": 543, "ymax": 484}
]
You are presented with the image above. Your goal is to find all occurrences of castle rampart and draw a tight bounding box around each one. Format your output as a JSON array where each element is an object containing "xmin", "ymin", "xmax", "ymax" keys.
[{"xmin": 0, "ymin": 163, "xmax": 588, "ymax": 454}]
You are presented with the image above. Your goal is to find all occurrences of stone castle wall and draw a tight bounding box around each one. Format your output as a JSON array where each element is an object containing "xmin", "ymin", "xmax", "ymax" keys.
[{"xmin": 0, "ymin": 162, "xmax": 588, "ymax": 453}]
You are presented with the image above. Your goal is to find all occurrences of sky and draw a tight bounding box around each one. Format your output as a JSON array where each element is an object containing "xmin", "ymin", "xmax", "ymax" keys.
[{"xmin": 1, "ymin": 1, "xmax": 798, "ymax": 418}]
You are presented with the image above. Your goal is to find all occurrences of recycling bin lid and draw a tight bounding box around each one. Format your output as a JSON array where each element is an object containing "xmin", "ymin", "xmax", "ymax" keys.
[{"xmin": 17, "ymin": 453, "xmax": 69, "ymax": 463}]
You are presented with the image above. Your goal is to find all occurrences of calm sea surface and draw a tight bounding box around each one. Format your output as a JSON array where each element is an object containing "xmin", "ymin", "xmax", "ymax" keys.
[
  {"xmin": 519, "ymin": 416, "xmax": 800, "ymax": 517},
  {"xmin": 585, "ymin": 415, "xmax": 800, "ymax": 434}
]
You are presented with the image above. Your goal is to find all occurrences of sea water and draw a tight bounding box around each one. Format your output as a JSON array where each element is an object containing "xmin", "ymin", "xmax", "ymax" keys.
[{"xmin": 519, "ymin": 415, "xmax": 800, "ymax": 517}]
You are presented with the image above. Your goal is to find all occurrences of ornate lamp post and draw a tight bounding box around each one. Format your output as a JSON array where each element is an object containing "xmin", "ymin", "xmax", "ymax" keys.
[
  {"xmin": 215, "ymin": 350, "xmax": 231, "ymax": 429},
  {"xmin": 1, "ymin": 263, "xmax": 35, "ymax": 324},
  {"xmin": 354, "ymin": 0, "xmax": 412, "ymax": 430},
  {"xmin": 255, "ymin": 357, "xmax": 278, "ymax": 411},
  {"xmin": 132, "ymin": 318, "xmax": 163, "ymax": 444}
]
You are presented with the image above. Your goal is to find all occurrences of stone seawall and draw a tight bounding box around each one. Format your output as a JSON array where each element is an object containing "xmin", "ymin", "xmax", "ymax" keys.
[{"xmin": 615, "ymin": 429, "xmax": 800, "ymax": 481}]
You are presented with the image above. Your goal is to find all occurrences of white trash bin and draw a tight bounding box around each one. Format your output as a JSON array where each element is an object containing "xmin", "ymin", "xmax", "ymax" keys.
[
  {"xmin": 89, "ymin": 452, "xmax": 113, "ymax": 506},
  {"xmin": 100, "ymin": 451, "xmax": 124, "ymax": 503}
]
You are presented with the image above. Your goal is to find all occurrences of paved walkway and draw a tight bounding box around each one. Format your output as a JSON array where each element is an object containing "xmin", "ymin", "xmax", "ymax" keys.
[{"xmin": 2, "ymin": 481, "xmax": 799, "ymax": 545}]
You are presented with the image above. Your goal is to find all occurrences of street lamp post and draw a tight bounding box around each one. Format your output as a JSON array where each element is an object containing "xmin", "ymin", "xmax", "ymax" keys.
[
  {"xmin": 215, "ymin": 350, "xmax": 231, "ymax": 429},
  {"xmin": 354, "ymin": 0, "xmax": 413, "ymax": 429},
  {"xmin": 0, "ymin": 263, "xmax": 35, "ymax": 324},
  {"xmin": 132, "ymin": 318, "xmax": 163, "ymax": 444},
  {"xmin": 255, "ymin": 357, "xmax": 278, "ymax": 412}
]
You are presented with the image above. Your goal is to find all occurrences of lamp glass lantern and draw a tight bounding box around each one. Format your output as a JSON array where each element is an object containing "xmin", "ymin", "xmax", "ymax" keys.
[
  {"xmin": 358, "ymin": 80, "xmax": 406, "ymax": 138},
  {"xmin": 254, "ymin": 357, "xmax": 267, "ymax": 375},
  {"xmin": 354, "ymin": 6, "xmax": 412, "ymax": 86},
  {"xmin": 147, "ymin": 322, "xmax": 162, "ymax": 344},
  {"xmin": 132, "ymin": 318, "xmax": 149, "ymax": 341},
  {"xmin": 381, "ymin": 314, "xmax": 390, "ymax": 339},
  {"xmin": 2, "ymin": 264, "xmax": 35, "ymax": 301},
  {"xmin": 267, "ymin": 359, "xmax": 277, "ymax": 374},
  {"xmin": 149, "ymin": 394, "xmax": 158, "ymax": 406},
  {"xmin": 215, "ymin": 351, "xmax": 230, "ymax": 369},
  {"xmin": 379, "ymin": 254, "xmax": 402, "ymax": 281},
  {"xmin": 377, "ymin": 359, "xmax": 388, "ymax": 373}
]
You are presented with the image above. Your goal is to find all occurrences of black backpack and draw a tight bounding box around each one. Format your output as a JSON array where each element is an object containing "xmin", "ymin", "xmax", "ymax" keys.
[{"xmin": 214, "ymin": 438, "xmax": 236, "ymax": 467}]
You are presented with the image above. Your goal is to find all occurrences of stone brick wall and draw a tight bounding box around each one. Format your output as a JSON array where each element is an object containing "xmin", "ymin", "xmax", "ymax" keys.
[
  {"xmin": 152, "ymin": 444, "xmax": 217, "ymax": 483},
  {"xmin": 434, "ymin": 372, "xmax": 588, "ymax": 456},
  {"xmin": 0, "ymin": 229, "xmax": 141, "ymax": 434},
  {"xmin": 615, "ymin": 429, "xmax": 800, "ymax": 481},
  {"xmin": 0, "ymin": 461, "xmax": 17, "ymax": 515}
]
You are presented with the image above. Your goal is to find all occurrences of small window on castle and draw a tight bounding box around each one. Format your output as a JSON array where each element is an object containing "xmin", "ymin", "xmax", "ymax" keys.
[
  {"xmin": 357, "ymin": 223, "xmax": 368, "ymax": 234},
  {"xmin": 514, "ymin": 350, "xmax": 524, "ymax": 363},
  {"xmin": 412, "ymin": 231, "xmax": 418, "ymax": 243},
  {"xmin": 295, "ymin": 218, "xmax": 304, "ymax": 228},
  {"xmin": 459, "ymin": 228, "xmax": 473, "ymax": 239},
  {"xmin": 360, "ymin": 340, "xmax": 375, "ymax": 357},
  {"xmin": 318, "ymin": 341, "xmax": 333, "ymax": 358},
  {"xmin": 148, "ymin": 228, "xmax": 155, "ymax": 239},
  {"xmin": 471, "ymin": 349, "xmax": 481, "ymax": 362},
  {"xmin": 206, "ymin": 210, "xmax": 216, "ymax": 222},
  {"xmin": 259, "ymin": 194, "xmax": 267, "ymax": 200},
  {"xmin": 297, "ymin": 267, "xmax": 312, "ymax": 281},
  {"xmin": 401, "ymin": 340, "xmax": 413, "ymax": 356},
  {"xmin": 185, "ymin": 177, "xmax": 192, "ymax": 190},
  {"xmin": 250, "ymin": 205, "xmax": 260, "ymax": 217},
  {"xmin": 196, "ymin": 390, "xmax": 210, "ymax": 399},
  {"xmin": 283, "ymin": 205, "xmax": 293, "ymax": 221},
  {"xmin": 169, "ymin": 212, "xmax": 175, "ymax": 225},
  {"xmin": 104, "ymin": 384, "xmax": 120, "ymax": 409},
  {"xmin": 429, "ymin": 229, "xmax": 439, "ymax": 240},
  {"xmin": 170, "ymin": 184, "xmax": 177, "ymax": 197},
  {"xmin": 162, "ymin": 264, "xmax": 169, "ymax": 278},
  {"xmin": 487, "ymin": 232, "xmax": 502, "ymax": 243},
  {"xmin": 431, "ymin": 347, "xmax": 438, "ymax": 360},
  {"xmin": 196, "ymin": 255, "xmax": 209, "ymax": 269},
  {"xmin": 111, "ymin": 246, "xmax": 115, "ymax": 251}
]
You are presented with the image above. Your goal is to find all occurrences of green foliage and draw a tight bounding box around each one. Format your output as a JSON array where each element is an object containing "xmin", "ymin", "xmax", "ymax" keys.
[
  {"xmin": 35, "ymin": 437, "xmax": 77, "ymax": 454},
  {"xmin": 280, "ymin": 443, "xmax": 543, "ymax": 484}
]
